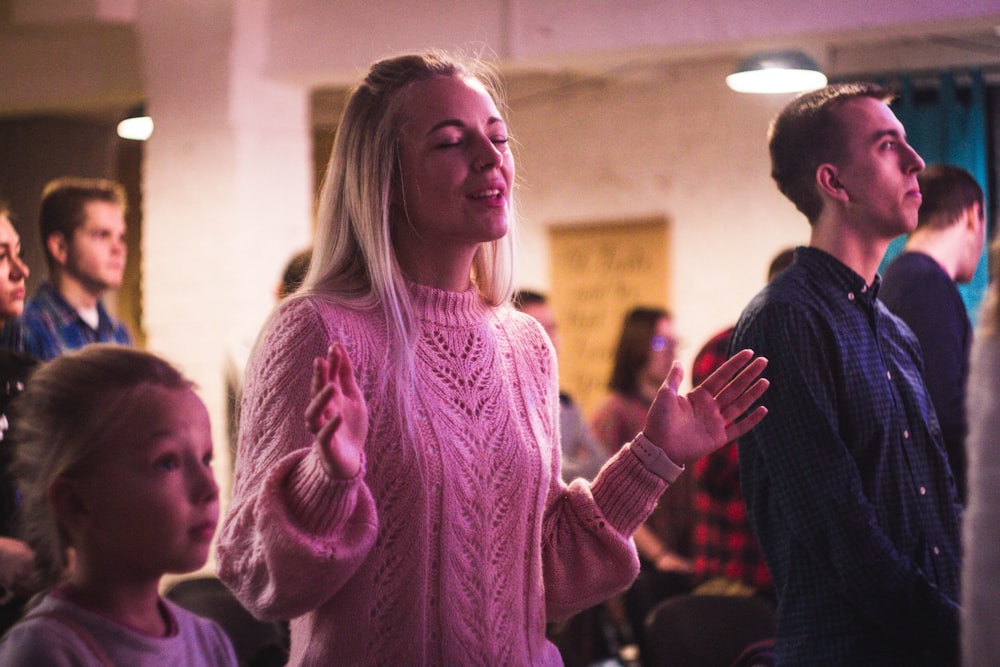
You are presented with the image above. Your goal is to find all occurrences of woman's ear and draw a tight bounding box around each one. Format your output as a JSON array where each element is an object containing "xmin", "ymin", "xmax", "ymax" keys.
[{"xmin": 47, "ymin": 476, "xmax": 89, "ymax": 537}]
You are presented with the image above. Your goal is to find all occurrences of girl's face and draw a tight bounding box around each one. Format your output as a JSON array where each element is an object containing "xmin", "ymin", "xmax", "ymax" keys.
[
  {"xmin": 391, "ymin": 74, "xmax": 513, "ymax": 281},
  {"xmin": 0, "ymin": 214, "xmax": 29, "ymax": 320},
  {"xmin": 72, "ymin": 384, "xmax": 219, "ymax": 582}
]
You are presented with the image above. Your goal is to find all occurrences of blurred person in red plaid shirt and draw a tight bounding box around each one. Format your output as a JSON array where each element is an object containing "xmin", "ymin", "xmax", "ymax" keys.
[{"xmin": 689, "ymin": 248, "xmax": 793, "ymax": 603}]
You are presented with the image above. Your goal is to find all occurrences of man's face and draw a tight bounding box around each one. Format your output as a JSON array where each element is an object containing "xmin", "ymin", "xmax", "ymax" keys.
[
  {"xmin": 63, "ymin": 201, "xmax": 127, "ymax": 293},
  {"xmin": 828, "ymin": 97, "xmax": 925, "ymax": 240}
]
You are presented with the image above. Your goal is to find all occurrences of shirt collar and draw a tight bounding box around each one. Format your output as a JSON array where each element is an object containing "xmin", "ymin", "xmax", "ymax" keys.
[
  {"xmin": 796, "ymin": 246, "xmax": 880, "ymax": 306},
  {"xmin": 37, "ymin": 281, "xmax": 109, "ymax": 331}
]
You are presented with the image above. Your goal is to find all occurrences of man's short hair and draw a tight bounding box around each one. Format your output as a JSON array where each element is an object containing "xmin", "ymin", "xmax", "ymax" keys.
[
  {"xmin": 279, "ymin": 248, "xmax": 313, "ymax": 299},
  {"xmin": 39, "ymin": 177, "xmax": 127, "ymax": 268},
  {"xmin": 512, "ymin": 289, "xmax": 546, "ymax": 310},
  {"xmin": 768, "ymin": 82, "xmax": 894, "ymax": 224},
  {"xmin": 767, "ymin": 247, "xmax": 796, "ymax": 282},
  {"xmin": 916, "ymin": 164, "xmax": 984, "ymax": 231}
]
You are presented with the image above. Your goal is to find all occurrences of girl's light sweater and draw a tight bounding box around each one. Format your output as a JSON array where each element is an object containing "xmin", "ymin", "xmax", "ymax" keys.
[
  {"xmin": 217, "ymin": 283, "xmax": 667, "ymax": 666},
  {"xmin": 0, "ymin": 588, "xmax": 237, "ymax": 666}
]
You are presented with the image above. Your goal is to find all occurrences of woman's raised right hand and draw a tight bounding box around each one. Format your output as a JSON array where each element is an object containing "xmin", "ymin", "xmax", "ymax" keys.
[{"xmin": 306, "ymin": 343, "xmax": 368, "ymax": 479}]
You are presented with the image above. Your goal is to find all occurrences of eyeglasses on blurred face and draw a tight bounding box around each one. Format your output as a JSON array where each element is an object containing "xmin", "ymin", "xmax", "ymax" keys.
[{"xmin": 650, "ymin": 334, "xmax": 676, "ymax": 353}]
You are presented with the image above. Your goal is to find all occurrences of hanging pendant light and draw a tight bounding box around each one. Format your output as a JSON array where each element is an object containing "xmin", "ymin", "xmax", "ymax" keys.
[{"xmin": 726, "ymin": 51, "xmax": 828, "ymax": 94}]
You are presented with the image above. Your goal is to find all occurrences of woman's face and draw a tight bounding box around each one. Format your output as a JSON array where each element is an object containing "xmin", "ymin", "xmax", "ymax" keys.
[
  {"xmin": 392, "ymin": 75, "xmax": 514, "ymax": 281},
  {"xmin": 642, "ymin": 316, "xmax": 678, "ymax": 388},
  {"xmin": 0, "ymin": 214, "xmax": 29, "ymax": 320}
]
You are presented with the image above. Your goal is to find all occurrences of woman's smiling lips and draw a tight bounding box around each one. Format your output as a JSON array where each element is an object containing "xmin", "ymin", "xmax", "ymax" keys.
[{"xmin": 468, "ymin": 181, "xmax": 507, "ymax": 206}]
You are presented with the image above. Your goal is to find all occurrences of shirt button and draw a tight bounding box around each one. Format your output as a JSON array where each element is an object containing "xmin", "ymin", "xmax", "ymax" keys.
[
  {"xmin": 861, "ymin": 285, "xmax": 868, "ymax": 293},
  {"xmin": 887, "ymin": 370, "xmax": 892, "ymax": 381},
  {"xmin": 848, "ymin": 292, "xmax": 855, "ymax": 301},
  {"xmin": 933, "ymin": 546, "xmax": 940, "ymax": 556},
  {"xmin": 903, "ymin": 430, "xmax": 910, "ymax": 439},
  {"xmin": 920, "ymin": 486, "xmax": 926, "ymax": 495}
]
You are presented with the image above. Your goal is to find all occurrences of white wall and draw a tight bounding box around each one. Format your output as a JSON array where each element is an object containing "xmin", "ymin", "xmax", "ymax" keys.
[
  {"xmin": 511, "ymin": 57, "xmax": 809, "ymax": 388},
  {"xmin": 135, "ymin": 1, "xmax": 313, "ymax": 510},
  {"xmin": 262, "ymin": 0, "xmax": 1000, "ymax": 87}
]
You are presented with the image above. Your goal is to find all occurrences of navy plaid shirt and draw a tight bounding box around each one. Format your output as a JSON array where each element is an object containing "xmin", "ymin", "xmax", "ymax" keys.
[
  {"xmin": 21, "ymin": 281, "xmax": 132, "ymax": 361},
  {"xmin": 733, "ymin": 247, "xmax": 961, "ymax": 666}
]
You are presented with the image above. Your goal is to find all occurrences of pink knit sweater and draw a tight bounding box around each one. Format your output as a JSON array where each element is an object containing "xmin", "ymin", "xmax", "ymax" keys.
[{"xmin": 217, "ymin": 283, "xmax": 667, "ymax": 666}]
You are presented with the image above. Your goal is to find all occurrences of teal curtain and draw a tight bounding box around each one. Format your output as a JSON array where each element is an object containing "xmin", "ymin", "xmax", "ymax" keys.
[{"xmin": 879, "ymin": 70, "xmax": 990, "ymax": 323}]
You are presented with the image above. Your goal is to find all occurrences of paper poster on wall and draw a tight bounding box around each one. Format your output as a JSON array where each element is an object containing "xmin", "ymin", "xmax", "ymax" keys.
[{"xmin": 549, "ymin": 217, "xmax": 670, "ymax": 415}]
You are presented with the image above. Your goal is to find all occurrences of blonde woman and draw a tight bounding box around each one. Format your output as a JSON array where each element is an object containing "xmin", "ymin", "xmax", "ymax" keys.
[{"xmin": 217, "ymin": 51, "xmax": 768, "ymax": 665}]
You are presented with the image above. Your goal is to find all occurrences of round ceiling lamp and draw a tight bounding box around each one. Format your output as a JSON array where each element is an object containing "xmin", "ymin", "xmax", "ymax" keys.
[
  {"xmin": 117, "ymin": 104, "xmax": 153, "ymax": 141},
  {"xmin": 726, "ymin": 51, "xmax": 828, "ymax": 94}
]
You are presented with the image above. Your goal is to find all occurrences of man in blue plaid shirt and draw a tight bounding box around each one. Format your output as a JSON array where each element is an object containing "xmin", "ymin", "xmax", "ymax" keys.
[
  {"xmin": 732, "ymin": 83, "xmax": 961, "ymax": 665},
  {"xmin": 21, "ymin": 178, "xmax": 132, "ymax": 360}
]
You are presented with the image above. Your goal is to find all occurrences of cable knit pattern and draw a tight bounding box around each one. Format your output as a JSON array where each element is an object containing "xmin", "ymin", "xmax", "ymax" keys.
[{"xmin": 217, "ymin": 283, "xmax": 667, "ymax": 666}]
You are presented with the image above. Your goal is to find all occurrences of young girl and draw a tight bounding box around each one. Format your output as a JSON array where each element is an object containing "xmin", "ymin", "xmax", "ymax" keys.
[{"xmin": 0, "ymin": 345, "xmax": 237, "ymax": 666}]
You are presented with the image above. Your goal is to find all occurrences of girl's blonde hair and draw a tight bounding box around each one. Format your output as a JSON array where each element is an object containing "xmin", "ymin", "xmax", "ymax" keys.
[
  {"xmin": 11, "ymin": 345, "xmax": 192, "ymax": 588},
  {"xmin": 300, "ymin": 50, "xmax": 518, "ymax": 431}
]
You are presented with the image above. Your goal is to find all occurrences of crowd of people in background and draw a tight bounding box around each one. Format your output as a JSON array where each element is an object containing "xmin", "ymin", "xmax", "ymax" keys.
[{"xmin": 0, "ymin": 49, "xmax": 993, "ymax": 667}]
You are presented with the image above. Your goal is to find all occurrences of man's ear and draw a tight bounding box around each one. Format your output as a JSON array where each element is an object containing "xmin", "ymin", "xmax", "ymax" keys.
[
  {"xmin": 965, "ymin": 201, "xmax": 984, "ymax": 231},
  {"xmin": 47, "ymin": 476, "xmax": 89, "ymax": 537},
  {"xmin": 46, "ymin": 232, "xmax": 69, "ymax": 267},
  {"xmin": 816, "ymin": 164, "xmax": 849, "ymax": 202}
]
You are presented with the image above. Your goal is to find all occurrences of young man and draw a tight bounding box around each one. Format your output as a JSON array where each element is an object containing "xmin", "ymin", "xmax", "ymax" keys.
[
  {"xmin": 21, "ymin": 177, "xmax": 132, "ymax": 360},
  {"xmin": 880, "ymin": 164, "xmax": 986, "ymax": 504},
  {"xmin": 732, "ymin": 84, "xmax": 961, "ymax": 665}
]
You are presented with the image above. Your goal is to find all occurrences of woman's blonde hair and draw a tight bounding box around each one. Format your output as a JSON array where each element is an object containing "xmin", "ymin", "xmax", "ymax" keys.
[
  {"xmin": 301, "ymin": 51, "xmax": 518, "ymax": 427},
  {"xmin": 11, "ymin": 345, "xmax": 192, "ymax": 589}
]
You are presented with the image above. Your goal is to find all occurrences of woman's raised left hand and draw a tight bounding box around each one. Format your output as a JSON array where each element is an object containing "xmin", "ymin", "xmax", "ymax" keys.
[{"xmin": 641, "ymin": 349, "xmax": 768, "ymax": 465}]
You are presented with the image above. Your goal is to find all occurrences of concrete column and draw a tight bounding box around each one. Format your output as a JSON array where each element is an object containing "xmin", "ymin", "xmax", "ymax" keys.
[{"xmin": 134, "ymin": 0, "xmax": 313, "ymax": 503}]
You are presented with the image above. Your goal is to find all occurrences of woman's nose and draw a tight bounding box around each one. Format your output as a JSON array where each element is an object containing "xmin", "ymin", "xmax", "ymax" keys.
[
  {"xmin": 12, "ymin": 255, "xmax": 28, "ymax": 280},
  {"xmin": 471, "ymin": 137, "xmax": 503, "ymax": 172}
]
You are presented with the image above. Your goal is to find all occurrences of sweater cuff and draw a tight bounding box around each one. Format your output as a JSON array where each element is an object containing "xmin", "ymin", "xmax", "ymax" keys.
[
  {"xmin": 284, "ymin": 450, "xmax": 365, "ymax": 535},
  {"xmin": 590, "ymin": 445, "xmax": 668, "ymax": 536},
  {"xmin": 629, "ymin": 432, "xmax": 685, "ymax": 483}
]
